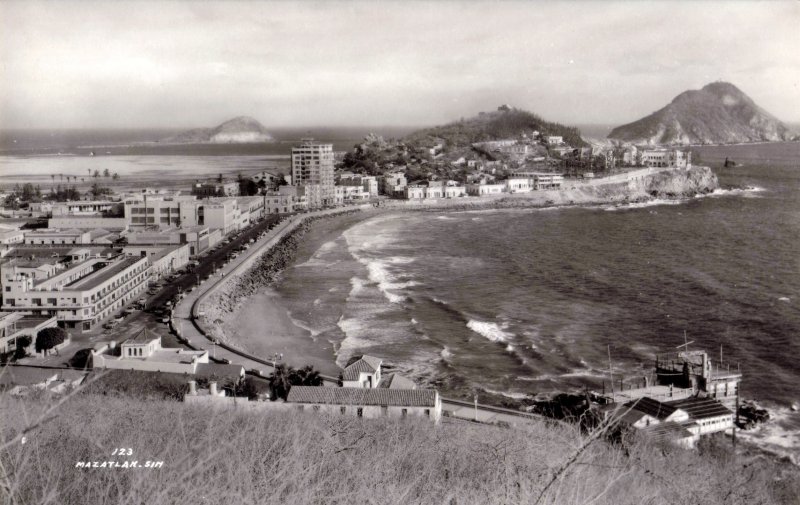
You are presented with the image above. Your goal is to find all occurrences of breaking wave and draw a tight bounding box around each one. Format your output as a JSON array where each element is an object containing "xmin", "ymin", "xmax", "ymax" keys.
[{"xmin": 466, "ymin": 320, "xmax": 514, "ymax": 343}]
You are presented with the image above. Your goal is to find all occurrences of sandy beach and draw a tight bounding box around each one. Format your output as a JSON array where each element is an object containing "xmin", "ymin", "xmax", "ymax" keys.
[
  {"xmin": 217, "ymin": 210, "xmax": 375, "ymax": 376},
  {"xmin": 223, "ymin": 288, "xmax": 341, "ymax": 376}
]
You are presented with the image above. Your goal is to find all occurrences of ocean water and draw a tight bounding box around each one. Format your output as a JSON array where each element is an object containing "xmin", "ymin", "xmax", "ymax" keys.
[
  {"xmin": 274, "ymin": 142, "xmax": 800, "ymax": 461},
  {"xmin": 2, "ymin": 129, "xmax": 798, "ymax": 461}
]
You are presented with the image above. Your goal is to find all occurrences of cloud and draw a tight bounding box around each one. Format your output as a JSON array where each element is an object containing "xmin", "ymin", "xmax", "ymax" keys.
[{"xmin": 1, "ymin": 0, "xmax": 798, "ymax": 128}]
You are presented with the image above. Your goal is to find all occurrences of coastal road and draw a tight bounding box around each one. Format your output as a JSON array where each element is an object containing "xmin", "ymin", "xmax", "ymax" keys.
[{"xmin": 171, "ymin": 208, "xmax": 356, "ymax": 385}]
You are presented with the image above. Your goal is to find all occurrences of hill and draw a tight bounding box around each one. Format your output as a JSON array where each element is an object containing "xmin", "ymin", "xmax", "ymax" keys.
[
  {"xmin": 3, "ymin": 393, "xmax": 798, "ymax": 504},
  {"xmin": 406, "ymin": 107, "xmax": 587, "ymax": 148},
  {"xmin": 608, "ymin": 82, "xmax": 793, "ymax": 145},
  {"xmin": 163, "ymin": 116, "xmax": 274, "ymax": 144}
]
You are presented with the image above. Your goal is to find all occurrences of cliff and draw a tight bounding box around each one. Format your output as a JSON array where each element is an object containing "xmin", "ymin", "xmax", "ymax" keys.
[
  {"xmin": 608, "ymin": 82, "xmax": 793, "ymax": 145},
  {"xmin": 163, "ymin": 116, "xmax": 274, "ymax": 144}
]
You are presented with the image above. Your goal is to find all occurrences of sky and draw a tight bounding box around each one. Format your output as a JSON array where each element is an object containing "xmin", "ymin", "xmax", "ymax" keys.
[{"xmin": 1, "ymin": 0, "xmax": 799, "ymax": 129}]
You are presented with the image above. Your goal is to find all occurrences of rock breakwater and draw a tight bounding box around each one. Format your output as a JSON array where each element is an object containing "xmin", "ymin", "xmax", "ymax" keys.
[{"xmin": 201, "ymin": 210, "xmax": 362, "ymax": 348}]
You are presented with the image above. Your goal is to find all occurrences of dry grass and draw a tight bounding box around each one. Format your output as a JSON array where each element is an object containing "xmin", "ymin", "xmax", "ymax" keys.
[{"xmin": 1, "ymin": 393, "xmax": 798, "ymax": 505}]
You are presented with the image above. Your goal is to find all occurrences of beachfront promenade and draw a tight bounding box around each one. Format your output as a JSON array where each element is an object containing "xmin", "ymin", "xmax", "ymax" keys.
[
  {"xmin": 171, "ymin": 207, "xmax": 358, "ymax": 385},
  {"xmin": 169, "ymin": 206, "xmax": 552, "ymax": 427}
]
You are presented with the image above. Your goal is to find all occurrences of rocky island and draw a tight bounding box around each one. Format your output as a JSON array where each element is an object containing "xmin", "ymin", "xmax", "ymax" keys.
[
  {"xmin": 608, "ymin": 81, "xmax": 795, "ymax": 145},
  {"xmin": 162, "ymin": 115, "xmax": 274, "ymax": 144}
]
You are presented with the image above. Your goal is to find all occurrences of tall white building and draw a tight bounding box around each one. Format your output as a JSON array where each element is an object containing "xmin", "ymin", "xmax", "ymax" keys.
[{"xmin": 291, "ymin": 139, "xmax": 335, "ymax": 209}]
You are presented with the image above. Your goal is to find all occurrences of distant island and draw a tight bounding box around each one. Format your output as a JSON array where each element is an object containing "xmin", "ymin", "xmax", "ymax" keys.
[
  {"xmin": 162, "ymin": 116, "xmax": 274, "ymax": 144},
  {"xmin": 608, "ymin": 81, "xmax": 795, "ymax": 145}
]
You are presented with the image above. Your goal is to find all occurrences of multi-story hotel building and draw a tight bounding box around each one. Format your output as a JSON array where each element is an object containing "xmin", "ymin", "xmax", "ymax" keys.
[
  {"xmin": 123, "ymin": 194, "xmax": 196, "ymax": 230},
  {"xmin": 124, "ymin": 194, "xmax": 243, "ymax": 236},
  {"xmin": 1, "ymin": 254, "xmax": 150, "ymax": 331},
  {"xmin": 291, "ymin": 139, "xmax": 335, "ymax": 209}
]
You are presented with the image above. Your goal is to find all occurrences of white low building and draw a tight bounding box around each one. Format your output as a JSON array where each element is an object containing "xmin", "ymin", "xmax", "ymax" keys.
[
  {"xmin": 466, "ymin": 183, "xmax": 506, "ymax": 196},
  {"xmin": 92, "ymin": 329, "xmax": 209, "ymax": 374},
  {"xmin": 287, "ymin": 355, "xmax": 442, "ymax": 423}
]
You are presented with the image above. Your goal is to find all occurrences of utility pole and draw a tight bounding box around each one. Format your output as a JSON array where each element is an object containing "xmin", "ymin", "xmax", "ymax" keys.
[
  {"xmin": 607, "ymin": 345, "xmax": 615, "ymax": 402},
  {"xmin": 474, "ymin": 394, "xmax": 478, "ymax": 422}
]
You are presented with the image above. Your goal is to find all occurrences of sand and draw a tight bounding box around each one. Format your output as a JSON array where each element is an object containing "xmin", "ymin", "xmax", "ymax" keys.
[{"xmin": 223, "ymin": 288, "xmax": 341, "ymax": 376}]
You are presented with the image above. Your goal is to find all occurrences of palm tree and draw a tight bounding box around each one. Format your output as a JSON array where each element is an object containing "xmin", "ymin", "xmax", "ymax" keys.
[
  {"xmin": 267, "ymin": 364, "xmax": 294, "ymax": 401},
  {"xmin": 50, "ymin": 174, "xmax": 55, "ymax": 183}
]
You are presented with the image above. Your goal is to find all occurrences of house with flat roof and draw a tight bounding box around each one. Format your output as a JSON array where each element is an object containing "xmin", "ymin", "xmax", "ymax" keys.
[
  {"xmin": 92, "ymin": 329, "xmax": 209, "ymax": 374},
  {"xmin": 0, "ymin": 311, "xmax": 58, "ymax": 355},
  {"xmin": 24, "ymin": 229, "xmax": 91, "ymax": 245},
  {"xmin": 1, "ymin": 255, "xmax": 150, "ymax": 331}
]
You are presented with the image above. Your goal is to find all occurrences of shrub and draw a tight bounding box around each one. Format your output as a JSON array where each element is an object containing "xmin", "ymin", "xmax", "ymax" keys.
[{"xmin": 35, "ymin": 327, "xmax": 66, "ymax": 355}]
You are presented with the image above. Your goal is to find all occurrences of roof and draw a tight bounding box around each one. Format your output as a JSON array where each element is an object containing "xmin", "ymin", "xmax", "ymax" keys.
[
  {"xmin": 195, "ymin": 363, "xmax": 245, "ymax": 380},
  {"xmin": 666, "ymin": 397, "xmax": 733, "ymax": 420},
  {"xmin": 378, "ymin": 373, "xmax": 417, "ymax": 390},
  {"xmin": 125, "ymin": 328, "xmax": 161, "ymax": 344},
  {"xmin": 69, "ymin": 257, "xmax": 143, "ymax": 290},
  {"xmin": 342, "ymin": 355, "xmax": 382, "ymax": 381},
  {"xmin": 625, "ymin": 397, "xmax": 679, "ymax": 421},
  {"xmin": 641, "ymin": 421, "xmax": 694, "ymax": 441},
  {"xmin": 287, "ymin": 386, "xmax": 437, "ymax": 407}
]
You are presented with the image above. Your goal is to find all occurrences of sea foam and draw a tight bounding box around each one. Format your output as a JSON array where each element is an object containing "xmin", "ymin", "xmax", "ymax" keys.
[{"xmin": 467, "ymin": 320, "xmax": 514, "ymax": 343}]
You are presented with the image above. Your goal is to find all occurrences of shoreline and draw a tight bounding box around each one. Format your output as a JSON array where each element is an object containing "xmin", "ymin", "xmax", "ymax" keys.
[
  {"xmin": 197, "ymin": 170, "xmax": 799, "ymax": 466},
  {"xmin": 208, "ymin": 167, "xmax": 719, "ymax": 375}
]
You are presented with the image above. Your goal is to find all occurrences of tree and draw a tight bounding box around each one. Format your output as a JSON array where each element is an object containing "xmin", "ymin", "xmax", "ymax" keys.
[
  {"xmin": 36, "ymin": 327, "xmax": 67, "ymax": 355},
  {"xmin": 238, "ymin": 178, "xmax": 259, "ymax": 196},
  {"xmin": 235, "ymin": 376, "xmax": 271, "ymax": 399},
  {"xmin": 103, "ymin": 168, "xmax": 110, "ymax": 178},
  {"xmin": 13, "ymin": 336, "xmax": 32, "ymax": 360},
  {"xmin": 267, "ymin": 364, "xmax": 293, "ymax": 401},
  {"xmin": 289, "ymin": 365, "xmax": 323, "ymax": 387},
  {"xmin": 112, "ymin": 172, "xmax": 119, "ymax": 180},
  {"xmin": 93, "ymin": 170, "xmax": 100, "ymax": 178},
  {"xmin": 50, "ymin": 174, "xmax": 55, "ymax": 183}
]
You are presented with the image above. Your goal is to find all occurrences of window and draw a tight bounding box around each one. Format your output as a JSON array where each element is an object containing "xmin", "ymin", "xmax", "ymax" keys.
[
  {"xmin": 401, "ymin": 409, "xmax": 407, "ymax": 417},
  {"xmin": 424, "ymin": 409, "xmax": 430, "ymax": 418},
  {"xmin": 340, "ymin": 406, "xmax": 346, "ymax": 415},
  {"xmin": 4, "ymin": 287, "xmax": 9, "ymax": 292},
  {"xmin": 357, "ymin": 408, "xmax": 363, "ymax": 417}
]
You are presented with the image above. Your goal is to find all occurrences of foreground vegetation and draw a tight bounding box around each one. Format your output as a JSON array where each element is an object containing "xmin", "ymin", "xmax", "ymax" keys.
[{"xmin": 1, "ymin": 393, "xmax": 798, "ymax": 504}]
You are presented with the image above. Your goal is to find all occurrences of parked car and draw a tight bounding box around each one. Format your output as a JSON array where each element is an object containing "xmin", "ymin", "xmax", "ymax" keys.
[{"xmin": 221, "ymin": 358, "xmax": 232, "ymax": 364}]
